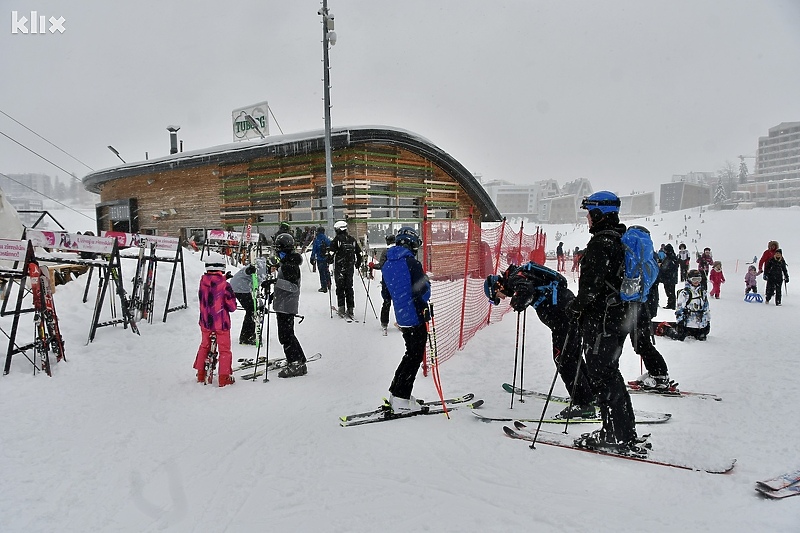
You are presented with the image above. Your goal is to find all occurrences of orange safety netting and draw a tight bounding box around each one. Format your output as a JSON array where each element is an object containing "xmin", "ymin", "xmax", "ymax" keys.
[{"xmin": 420, "ymin": 218, "xmax": 546, "ymax": 365}]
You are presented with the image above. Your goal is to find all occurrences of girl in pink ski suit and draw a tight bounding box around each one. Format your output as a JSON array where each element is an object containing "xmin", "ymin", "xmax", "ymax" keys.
[
  {"xmin": 709, "ymin": 261, "xmax": 726, "ymax": 299},
  {"xmin": 194, "ymin": 254, "xmax": 238, "ymax": 386}
]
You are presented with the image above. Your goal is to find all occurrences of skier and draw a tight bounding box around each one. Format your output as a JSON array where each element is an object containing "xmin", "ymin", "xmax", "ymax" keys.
[
  {"xmin": 662, "ymin": 269, "xmax": 710, "ymax": 341},
  {"xmin": 369, "ymin": 234, "xmax": 396, "ymax": 335},
  {"xmin": 659, "ymin": 244, "xmax": 679, "ymax": 309},
  {"xmin": 229, "ymin": 257, "xmax": 268, "ymax": 345},
  {"xmin": 269, "ymin": 233, "xmax": 309, "ymax": 377},
  {"xmin": 193, "ymin": 252, "xmax": 238, "ymax": 387},
  {"xmin": 745, "ymin": 265, "xmax": 759, "ymax": 295},
  {"xmin": 677, "ymin": 243, "xmax": 691, "ymax": 281},
  {"xmin": 484, "ymin": 263, "xmax": 595, "ymax": 418},
  {"xmin": 381, "ymin": 227, "xmax": 431, "ymax": 413},
  {"xmin": 697, "ymin": 247, "xmax": 713, "ymax": 289},
  {"xmin": 310, "ymin": 226, "xmax": 332, "ymax": 293},
  {"xmin": 628, "ymin": 268, "xmax": 673, "ymax": 390},
  {"xmin": 327, "ymin": 220, "xmax": 363, "ymax": 321},
  {"xmin": 764, "ymin": 249, "xmax": 789, "ymax": 306},
  {"xmin": 569, "ymin": 191, "xmax": 641, "ymax": 451},
  {"xmin": 556, "ymin": 242, "xmax": 565, "ymax": 272},
  {"xmin": 757, "ymin": 240, "xmax": 780, "ymax": 275},
  {"xmin": 709, "ymin": 261, "xmax": 726, "ymax": 299},
  {"xmin": 571, "ymin": 246, "xmax": 583, "ymax": 273}
]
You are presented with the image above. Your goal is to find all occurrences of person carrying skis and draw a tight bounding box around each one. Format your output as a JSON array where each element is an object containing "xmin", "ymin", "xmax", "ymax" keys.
[
  {"xmin": 764, "ymin": 248, "xmax": 789, "ymax": 306},
  {"xmin": 662, "ymin": 269, "xmax": 710, "ymax": 341},
  {"xmin": 229, "ymin": 257, "xmax": 268, "ymax": 345},
  {"xmin": 310, "ymin": 226, "xmax": 332, "ymax": 293},
  {"xmin": 568, "ymin": 191, "xmax": 641, "ymax": 451},
  {"xmin": 484, "ymin": 263, "xmax": 595, "ymax": 418},
  {"xmin": 370, "ymin": 234, "xmax": 396, "ymax": 335},
  {"xmin": 269, "ymin": 233, "xmax": 309, "ymax": 378},
  {"xmin": 659, "ymin": 244, "xmax": 679, "ymax": 309},
  {"xmin": 757, "ymin": 240, "xmax": 780, "ymax": 275},
  {"xmin": 381, "ymin": 227, "xmax": 431, "ymax": 413},
  {"xmin": 194, "ymin": 252, "xmax": 238, "ymax": 387},
  {"xmin": 709, "ymin": 261, "xmax": 726, "ymax": 299},
  {"xmin": 327, "ymin": 220, "xmax": 363, "ymax": 321},
  {"xmin": 677, "ymin": 243, "xmax": 691, "ymax": 281}
]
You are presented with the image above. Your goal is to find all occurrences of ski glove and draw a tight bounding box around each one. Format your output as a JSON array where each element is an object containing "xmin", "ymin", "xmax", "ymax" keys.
[
  {"xmin": 245, "ymin": 265, "xmax": 256, "ymax": 275},
  {"xmin": 510, "ymin": 287, "xmax": 533, "ymax": 312}
]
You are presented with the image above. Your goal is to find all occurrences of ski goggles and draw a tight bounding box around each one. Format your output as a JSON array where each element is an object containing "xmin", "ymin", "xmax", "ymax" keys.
[{"xmin": 688, "ymin": 275, "xmax": 702, "ymax": 284}]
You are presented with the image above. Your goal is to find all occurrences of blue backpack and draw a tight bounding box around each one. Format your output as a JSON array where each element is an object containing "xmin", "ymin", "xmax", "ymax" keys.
[
  {"xmin": 515, "ymin": 262, "xmax": 567, "ymax": 307},
  {"xmin": 619, "ymin": 226, "xmax": 659, "ymax": 303}
]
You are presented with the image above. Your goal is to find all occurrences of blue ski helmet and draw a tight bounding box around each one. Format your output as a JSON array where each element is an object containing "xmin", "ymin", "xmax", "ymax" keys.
[
  {"xmin": 581, "ymin": 191, "xmax": 620, "ymax": 214},
  {"xmin": 484, "ymin": 275, "xmax": 502, "ymax": 305},
  {"xmin": 395, "ymin": 227, "xmax": 420, "ymax": 251}
]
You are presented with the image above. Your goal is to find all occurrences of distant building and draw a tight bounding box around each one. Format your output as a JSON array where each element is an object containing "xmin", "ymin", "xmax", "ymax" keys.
[
  {"xmin": 732, "ymin": 122, "xmax": 800, "ymax": 208},
  {"xmin": 660, "ymin": 181, "xmax": 712, "ymax": 212}
]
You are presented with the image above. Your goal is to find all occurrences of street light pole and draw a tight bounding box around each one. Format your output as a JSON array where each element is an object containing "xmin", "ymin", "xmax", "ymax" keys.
[
  {"xmin": 107, "ymin": 145, "xmax": 126, "ymax": 164},
  {"xmin": 320, "ymin": 0, "xmax": 337, "ymax": 234}
]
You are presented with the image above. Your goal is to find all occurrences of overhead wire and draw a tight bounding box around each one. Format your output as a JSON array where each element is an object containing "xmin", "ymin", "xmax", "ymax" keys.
[{"xmin": 0, "ymin": 171, "xmax": 95, "ymax": 221}]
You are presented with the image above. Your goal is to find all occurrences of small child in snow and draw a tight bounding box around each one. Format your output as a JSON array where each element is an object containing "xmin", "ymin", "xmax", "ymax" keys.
[
  {"xmin": 663, "ymin": 269, "xmax": 710, "ymax": 341},
  {"xmin": 745, "ymin": 265, "xmax": 758, "ymax": 295},
  {"xmin": 764, "ymin": 248, "xmax": 790, "ymax": 306},
  {"xmin": 709, "ymin": 260, "xmax": 725, "ymax": 299},
  {"xmin": 193, "ymin": 252, "xmax": 238, "ymax": 386}
]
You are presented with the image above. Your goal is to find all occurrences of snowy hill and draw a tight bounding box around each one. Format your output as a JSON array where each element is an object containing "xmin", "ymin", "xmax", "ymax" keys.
[{"xmin": 1, "ymin": 207, "xmax": 798, "ymax": 532}]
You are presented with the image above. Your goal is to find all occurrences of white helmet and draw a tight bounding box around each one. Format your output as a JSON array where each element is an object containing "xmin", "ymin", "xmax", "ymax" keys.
[
  {"xmin": 203, "ymin": 251, "xmax": 226, "ymax": 271},
  {"xmin": 334, "ymin": 220, "xmax": 348, "ymax": 233}
]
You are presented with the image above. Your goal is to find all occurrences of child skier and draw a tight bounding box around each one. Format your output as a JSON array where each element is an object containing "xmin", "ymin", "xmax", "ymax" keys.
[
  {"xmin": 677, "ymin": 243, "xmax": 691, "ymax": 281},
  {"xmin": 764, "ymin": 249, "xmax": 790, "ymax": 306},
  {"xmin": 663, "ymin": 269, "xmax": 710, "ymax": 341},
  {"xmin": 745, "ymin": 265, "xmax": 758, "ymax": 295},
  {"xmin": 709, "ymin": 261, "xmax": 725, "ymax": 299},
  {"xmin": 194, "ymin": 252, "xmax": 238, "ymax": 386}
]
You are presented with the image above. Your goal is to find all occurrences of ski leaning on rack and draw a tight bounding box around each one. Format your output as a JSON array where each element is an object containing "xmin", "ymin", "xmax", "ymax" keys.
[
  {"xmin": 472, "ymin": 407, "xmax": 671, "ymax": 424},
  {"xmin": 340, "ymin": 394, "xmax": 483, "ymax": 427},
  {"xmin": 502, "ymin": 382, "xmax": 722, "ymax": 402},
  {"xmin": 28, "ymin": 263, "xmax": 66, "ymax": 375},
  {"xmin": 239, "ymin": 352, "xmax": 322, "ymax": 380},
  {"xmin": 755, "ymin": 469, "xmax": 800, "ymax": 499},
  {"xmin": 504, "ymin": 421, "xmax": 736, "ymax": 474}
]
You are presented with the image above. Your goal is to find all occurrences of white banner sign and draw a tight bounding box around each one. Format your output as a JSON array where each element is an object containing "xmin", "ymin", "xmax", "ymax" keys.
[
  {"xmin": 27, "ymin": 230, "xmax": 116, "ymax": 254},
  {"xmin": 206, "ymin": 229, "xmax": 260, "ymax": 244},
  {"xmin": 232, "ymin": 101, "xmax": 269, "ymax": 142},
  {"xmin": 102, "ymin": 231, "xmax": 180, "ymax": 251},
  {"xmin": 0, "ymin": 239, "xmax": 28, "ymax": 263}
]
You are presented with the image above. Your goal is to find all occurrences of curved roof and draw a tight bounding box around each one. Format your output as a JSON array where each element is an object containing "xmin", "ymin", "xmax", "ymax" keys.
[{"xmin": 82, "ymin": 125, "xmax": 501, "ymax": 221}]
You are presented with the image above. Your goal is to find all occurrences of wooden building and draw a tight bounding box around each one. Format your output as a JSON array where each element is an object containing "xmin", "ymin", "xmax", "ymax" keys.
[{"xmin": 82, "ymin": 126, "xmax": 501, "ymax": 243}]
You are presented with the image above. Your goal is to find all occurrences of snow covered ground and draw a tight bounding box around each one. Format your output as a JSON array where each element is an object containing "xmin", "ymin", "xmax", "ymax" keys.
[{"xmin": 2, "ymin": 206, "xmax": 799, "ymax": 532}]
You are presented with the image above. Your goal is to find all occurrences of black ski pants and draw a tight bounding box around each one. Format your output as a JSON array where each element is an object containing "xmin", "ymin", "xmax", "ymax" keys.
[
  {"xmin": 552, "ymin": 325, "xmax": 593, "ymax": 406},
  {"xmin": 581, "ymin": 322, "xmax": 637, "ymax": 443},
  {"xmin": 334, "ymin": 266, "xmax": 355, "ymax": 310},
  {"xmin": 276, "ymin": 312, "xmax": 306, "ymax": 365},
  {"xmin": 389, "ymin": 323, "xmax": 428, "ymax": 399},
  {"xmin": 765, "ymin": 280, "xmax": 783, "ymax": 305},
  {"xmin": 630, "ymin": 305, "xmax": 668, "ymax": 377},
  {"xmin": 235, "ymin": 292, "xmax": 255, "ymax": 343}
]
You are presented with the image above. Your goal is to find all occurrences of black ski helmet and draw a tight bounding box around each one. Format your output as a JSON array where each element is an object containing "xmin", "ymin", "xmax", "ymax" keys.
[
  {"xmin": 385, "ymin": 234, "xmax": 395, "ymax": 245},
  {"xmin": 395, "ymin": 227, "xmax": 420, "ymax": 251},
  {"xmin": 275, "ymin": 233, "xmax": 295, "ymax": 253}
]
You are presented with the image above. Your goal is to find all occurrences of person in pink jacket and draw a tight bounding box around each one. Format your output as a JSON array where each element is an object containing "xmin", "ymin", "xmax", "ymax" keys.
[
  {"xmin": 194, "ymin": 252, "xmax": 238, "ymax": 386},
  {"xmin": 744, "ymin": 264, "xmax": 758, "ymax": 295},
  {"xmin": 709, "ymin": 260, "xmax": 726, "ymax": 299}
]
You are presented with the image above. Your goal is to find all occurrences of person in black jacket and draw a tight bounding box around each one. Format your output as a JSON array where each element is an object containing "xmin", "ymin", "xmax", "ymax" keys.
[
  {"xmin": 659, "ymin": 244, "xmax": 679, "ymax": 309},
  {"xmin": 327, "ymin": 220, "xmax": 363, "ymax": 321},
  {"xmin": 568, "ymin": 191, "xmax": 642, "ymax": 452},
  {"xmin": 764, "ymin": 249, "xmax": 790, "ymax": 306},
  {"xmin": 370, "ymin": 234, "xmax": 395, "ymax": 334},
  {"xmin": 270, "ymin": 233, "xmax": 308, "ymax": 377},
  {"xmin": 485, "ymin": 263, "xmax": 595, "ymax": 418}
]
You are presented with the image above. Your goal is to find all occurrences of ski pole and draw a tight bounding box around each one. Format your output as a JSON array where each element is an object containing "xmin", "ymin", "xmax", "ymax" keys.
[
  {"xmin": 426, "ymin": 304, "xmax": 448, "ymax": 417},
  {"xmin": 362, "ymin": 272, "xmax": 371, "ymax": 323},
  {"xmin": 518, "ymin": 309, "xmax": 527, "ymax": 404},
  {"xmin": 529, "ymin": 332, "xmax": 571, "ymax": 449},
  {"xmin": 358, "ymin": 271, "xmax": 379, "ymax": 320},
  {"xmin": 561, "ymin": 341, "xmax": 585, "ymax": 435},
  {"xmin": 261, "ymin": 303, "xmax": 271, "ymax": 383},
  {"xmin": 510, "ymin": 311, "xmax": 521, "ymax": 409},
  {"xmin": 328, "ymin": 266, "xmax": 334, "ymax": 319}
]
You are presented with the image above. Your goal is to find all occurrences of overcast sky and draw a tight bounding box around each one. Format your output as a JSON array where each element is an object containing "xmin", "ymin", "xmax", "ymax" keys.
[{"xmin": 2, "ymin": 0, "xmax": 799, "ymax": 196}]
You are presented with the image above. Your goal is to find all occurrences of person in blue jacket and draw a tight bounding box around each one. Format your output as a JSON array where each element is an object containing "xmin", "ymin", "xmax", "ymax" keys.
[
  {"xmin": 380, "ymin": 227, "xmax": 431, "ymax": 413},
  {"xmin": 310, "ymin": 226, "xmax": 332, "ymax": 293}
]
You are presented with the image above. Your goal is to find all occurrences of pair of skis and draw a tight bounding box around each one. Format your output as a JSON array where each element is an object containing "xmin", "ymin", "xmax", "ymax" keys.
[
  {"xmin": 27, "ymin": 263, "xmax": 66, "ymax": 376},
  {"xmin": 239, "ymin": 352, "xmax": 322, "ymax": 381},
  {"xmin": 755, "ymin": 470, "xmax": 800, "ymax": 499},
  {"xmin": 130, "ymin": 243, "xmax": 157, "ymax": 323},
  {"xmin": 503, "ymin": 382, "xmax": 723, "ymax": 402},
  {"xmin": 340, "ymin": 393, "xmax": 483, "ymax": 427}
]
